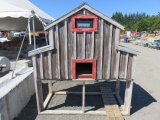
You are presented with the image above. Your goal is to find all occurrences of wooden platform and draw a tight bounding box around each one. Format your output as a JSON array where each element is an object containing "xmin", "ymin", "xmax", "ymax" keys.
[{"xmin": 100, "ymin": 85, "xmax": 124, "ymax": 120}]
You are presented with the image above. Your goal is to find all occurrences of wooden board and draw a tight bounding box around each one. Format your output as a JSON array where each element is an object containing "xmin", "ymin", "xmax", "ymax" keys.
[
  {"xmin": 103, "ymin": 22, "xmax": 112, "ymax": 79},
  {"xmin": 94, "ymin": 18, "xmax": 103, "ymax": 79},
  {"xmin": 119, "ymin": 52, "xmax": 129, "ymax": 79},
  {"xmin": 85, "ymin": 33, "xmax": 93, "ymax": 59},
  {"xmin": 67, "ymin": 17, "xmax": 74, "ymax": 79},
  {"xmin": 43, "ymin": 52, "xmax": 49, "ymax": 79},
  {"xmin": 111, "ymin": 27, "xmax": 120, "ymax": 79},
  {"xmin": 77, "ymin": 33, "xmax": 83, "ymax": 59},
  {"xmin": 59, "ymin": 21, "xmax": 68, "ymax": 79}
]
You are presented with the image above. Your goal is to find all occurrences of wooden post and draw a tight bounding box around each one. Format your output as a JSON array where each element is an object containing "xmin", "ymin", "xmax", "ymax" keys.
[
  {"xmin": 32, "ymin": 56, "xmax": 44, "ymax": 113},
  {"xmin": 48, "ymin": 51, "xmax": 53, "ymax": 93},
  {"xmin": 82, "ymin": 81, "xmax": 85, "ymax": 113},
  {"xmin": 124, "ymin": 55, "xmax": 136, "ymax": 115}
]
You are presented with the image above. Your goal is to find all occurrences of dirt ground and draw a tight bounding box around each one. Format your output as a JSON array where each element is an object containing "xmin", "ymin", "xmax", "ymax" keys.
[{"xmin": 16, "ymin": 42, "xmax": 160, "ymax": 120}]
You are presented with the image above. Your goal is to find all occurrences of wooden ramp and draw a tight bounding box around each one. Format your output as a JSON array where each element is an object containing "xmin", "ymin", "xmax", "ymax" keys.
[{"xmin": 100, "ymin": 85, "xmax": 124, "ymax": 120}]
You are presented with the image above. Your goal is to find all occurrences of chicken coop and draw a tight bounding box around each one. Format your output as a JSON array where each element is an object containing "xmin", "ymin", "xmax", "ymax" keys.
[{"xmin": 29, "ymin": 3, "xmax": 139, "ymax": 117}]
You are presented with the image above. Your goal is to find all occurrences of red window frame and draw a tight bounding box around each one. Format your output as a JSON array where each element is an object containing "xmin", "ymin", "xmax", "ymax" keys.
[
  {"xmin": 72, "ymin": 59, "xmax": 96, "ymax": 79},
  {"xmin": 71, "ymin": 14, "xmax": 98, "ymax": 32}
]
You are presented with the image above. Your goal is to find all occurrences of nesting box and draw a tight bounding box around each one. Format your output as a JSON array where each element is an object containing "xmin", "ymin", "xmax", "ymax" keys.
[{"xmin": 29, "ymin": 3, "xmax": 139, "ymax": 116}]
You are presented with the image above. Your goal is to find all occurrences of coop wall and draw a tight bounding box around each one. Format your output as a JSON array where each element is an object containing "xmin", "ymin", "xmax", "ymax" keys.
[{"xmin": 40, "ymin": 9, "xmax": 123, "ymax": 80}]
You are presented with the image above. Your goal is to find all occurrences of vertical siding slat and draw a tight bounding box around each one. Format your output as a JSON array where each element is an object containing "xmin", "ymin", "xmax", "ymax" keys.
[
  {"xmin": 48, "ymin": 51, "xmax": 53, "ymax": 92},
  {"xmin": 49, "ymin": 28, "xmax": 54, "ymax": 46},
  {"xmin": 100, "ymin": 19, "xmax": 104, "ymax": 79},
  {"xmin": 40, "ymin": 53, "xmax": 44, "ymax": 79},
  {"xmin": 86, "ymin": 33, "xmax": 92, "ymax": 59},
  {"xmin": 111, "ymin": 27, "xmax": 120, "ymax": 79},
  {"xmin": 74, "ymin": 32, "xmax": 77, "ymax": 59},
  {"xmin": 119, "ymin": 52, "xmax": 129, "ymax": 79},
  {"xmin": 83, "ymin": 32, "xmax": 86, "ymax": 59},
  {"xmin": 67, "ymin": 18, "xmax": 74, "ymax": 79},
  {"xmin": 59, "ymin": 20, "xmax": 68, "ymax": 79},
  {"xmin": 91, "ymin": 32, "xmax": 94, "ymax": 59},
  {"xmin": 95, "ymin": 18, "xmax": 103, "ymax": 79},
  {"xmin": 102, "ymin": 22, "xmax": 111, "ymax": 79},
  {"xmin": 77, "ymin": 33, "xmax": 83, "ymax": 59},
  {"xmin": 43, "ymin": 52, "xmax": 49, "ymax": 79},
  {"xmin": 56, "ymin": 24, "xmax": 61, "ymax": 79},
  {"xmin": 52, "ymin": 27, "xmax": 57, "ymax": 79},
  {"xmin": 64, "ymin": 19, "xmax": 68, "ymax": 79}
]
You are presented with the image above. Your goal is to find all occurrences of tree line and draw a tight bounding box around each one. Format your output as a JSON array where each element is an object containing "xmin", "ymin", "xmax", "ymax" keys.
[{"xmin": 111, "ymin": 12, "xmax": 160, "ymax": 32}]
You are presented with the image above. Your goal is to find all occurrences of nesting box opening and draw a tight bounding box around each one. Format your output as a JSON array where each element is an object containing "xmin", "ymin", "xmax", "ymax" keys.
[{"xmin": 72, "ymin": 59, "xmax": 96, "ymax": 79}]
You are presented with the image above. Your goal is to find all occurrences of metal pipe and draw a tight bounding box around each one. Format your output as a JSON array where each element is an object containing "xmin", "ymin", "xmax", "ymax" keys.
[
  {"xmin": 11, "ymin": 26, "xmax": 28, "ymax": 79},
  {"xmin": 32, "ymin": 11, "xmax": 36, "ymax": 49},
  {"xmin": 28, "ymin": 17, "xmax": 31, "ymax": 44}
]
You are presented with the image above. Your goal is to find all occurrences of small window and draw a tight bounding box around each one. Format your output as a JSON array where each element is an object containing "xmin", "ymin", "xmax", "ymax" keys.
[
  {"xmin": 75, "ymin": 19, "xmax": 94, "ymax": 28},
  {"xmin": 72, "ymin": 14, "xmax": 98, "ymax": 32}
]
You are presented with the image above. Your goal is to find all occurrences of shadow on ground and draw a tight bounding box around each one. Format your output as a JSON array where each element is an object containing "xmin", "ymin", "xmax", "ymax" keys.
[{"xmin": 15, "ymin": 80, "xmax": 156, "ymax": 120}]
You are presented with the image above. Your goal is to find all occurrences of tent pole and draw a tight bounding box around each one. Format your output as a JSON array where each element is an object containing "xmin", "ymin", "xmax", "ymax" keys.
[
  {"xmin": 32, "ymin": 11, "xmax": 36, "ymax": 49},
  {"xmin": 28, "ymin": 17, "xmax": 31, "ymax": 44}
]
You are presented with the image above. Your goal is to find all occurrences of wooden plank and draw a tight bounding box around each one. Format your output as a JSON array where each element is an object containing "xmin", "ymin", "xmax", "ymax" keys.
[
  {"xmin": 28, "ymin": 45, "xmax": 54, "ymax": 56},
  {"xmin": 48, "ymin": 51, "xmax": 53, "ymax": 93},
  {"xmin": 59, "ymin": 21, "xmax": 68, "ymax": 79},
  {"xmin": 82, "ymin": 81, "xmax": 85, "ymax": 113},
  {"xmin": 73, "ymin": 32, "xmax": 77, "ymax": 59},
  {"xmin": 77, "ymin": 33, "xmax": 83, "ymax": 59},
  {"xmin": 32, "ymin": 56, "xmax": 44, "ymax": 113},
  {"xmin": 103, "ymin": 22, "xmax": 112, "ymax": 79},
  {"xmin": 49, "ymin": 27, "xmax": 54, "ymax": 46},
  {"xmin": 43, "ymin": 52, "xmax": 49, "ymax": 79},
  {"xmin": 124, "ymin": 80, "xmax": 133, "ymax": 115},
  {"xmin": 55, "ymin": 24, "xmax": 61, "ymax": 79},
  {"xmin": 117, "ymin": 46, "xmax": 140, "ymax": 55},
  {"xmin": 94, "ymin": 18, "xmax": 102, "ymax": 79},
  {"xmin": 53, "ymin": 91, "xmax": 102, "ymax": 95},
  {"xmin": 36, "ymin": 54, "xmax": 41, "ymax": 79},
  {"xmin": 119, "ymin": 52, "xmax": 129, "ymax": 79},
  {"xmin": 126, "ymin": 54, "xmax": 133, "ymax": 80},
  {"xmin": 43, "ymin": 93, "xmax": 53, "ymax": 109},
  {"xmin": 111, "ymin": 27, "xmax": 120, "ymax": 79},
  {"xmin": 82, "ymin": 32, "xmax": 86, "ymax": 59},
  {"xmin": 40, "ymin": 110, "xmax": 106, "ymax": 115},
  {"xmin": 85, "ymin": 33, "xmax": 92, "ymax": 59},
  {"xmin": 67, "ymin": 18, "xmax": 74, "ymax": 79},
  {"xmin": 40, "ymin": 53, "xmax": 44, "ymax": 79},
  {"xmin": 51, "ymin": 26, "xmax": 57, "ymax": 79}
]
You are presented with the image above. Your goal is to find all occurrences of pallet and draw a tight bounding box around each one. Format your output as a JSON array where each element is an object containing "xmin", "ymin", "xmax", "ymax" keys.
[{"xmin": 100, "ymin": 85, "xmax": 124, "ymax": 120}]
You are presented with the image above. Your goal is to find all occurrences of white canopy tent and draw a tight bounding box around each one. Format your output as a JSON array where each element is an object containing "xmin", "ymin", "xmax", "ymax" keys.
[{"xmin": 0, "ymin": 0, "xmax": 55, "ymax": 31}]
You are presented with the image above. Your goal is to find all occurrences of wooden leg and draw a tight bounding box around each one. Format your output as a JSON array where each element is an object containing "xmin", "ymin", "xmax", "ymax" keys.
[
  {"xmin": 124, "ymin": 80, "xmax": 133, "ymax": 115},
  {"xmin": 32, "ymin": 56, "xmax": 44, "ymax": 113},
  {"xmin": 116, "ymin": 79, "xmax": 120, "ymax": 95},
  {"xmin": 82, "ymin": 81, "xmax": 85, "ymax": 113},
  {"xmin": 48, "ymin": 82, "xmax": 53, "ymax": 93}
]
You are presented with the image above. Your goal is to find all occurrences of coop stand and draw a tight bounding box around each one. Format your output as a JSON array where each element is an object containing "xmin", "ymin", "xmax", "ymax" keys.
[{"xmin": 35, "ymin": 79, "xmax": 133, "ymax": 116}]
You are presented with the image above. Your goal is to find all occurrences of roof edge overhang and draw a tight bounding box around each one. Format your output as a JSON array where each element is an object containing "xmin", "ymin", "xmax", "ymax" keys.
[{"xmin": 45, "ymin": 3, "xmax": 124, "ymax": 30}]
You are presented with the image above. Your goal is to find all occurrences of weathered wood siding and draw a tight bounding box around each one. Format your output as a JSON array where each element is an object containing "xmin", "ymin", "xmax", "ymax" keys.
[{"xmin": 33, "ymin": 9, "xmax": 136, "ymax": 80}]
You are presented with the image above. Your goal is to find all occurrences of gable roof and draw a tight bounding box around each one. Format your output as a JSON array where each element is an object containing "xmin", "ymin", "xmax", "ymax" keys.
[{"xmin": 45, "ymin": 3, "xmax": 124, "ymax": 30}]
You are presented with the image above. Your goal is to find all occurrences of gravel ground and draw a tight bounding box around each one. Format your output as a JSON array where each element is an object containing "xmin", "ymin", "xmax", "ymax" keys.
[{"xmin": 15, "ymin": 42, "xmax": 160, "ymax": 120}]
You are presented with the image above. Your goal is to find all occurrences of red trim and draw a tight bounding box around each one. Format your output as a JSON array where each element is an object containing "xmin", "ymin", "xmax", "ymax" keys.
[
  {"xmin": 72, "ymin": 59, "xmax": 96, "ymax": 79},
  {"xmin": 71, "ymin": 14, "xmax": 98, "ymax": 32}
]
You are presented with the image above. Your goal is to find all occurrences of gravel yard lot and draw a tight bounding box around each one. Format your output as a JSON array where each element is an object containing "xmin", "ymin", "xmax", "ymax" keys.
[{"xmin": 16, "ymin": 42, "xmax": 160, "ymax": 120}]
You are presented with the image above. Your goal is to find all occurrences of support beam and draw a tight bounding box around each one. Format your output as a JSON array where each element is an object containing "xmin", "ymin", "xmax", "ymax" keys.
[
  {"xmin": 82, "ymin": 81, "xmax": 85, "ymax": 113},
  {"xmin": 43, "ymin": 93, "xmax": 53, "ymax": 109},
  {"xmin": 40, "ymin": 110, "xmax": 106, "ymax": 115}
]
